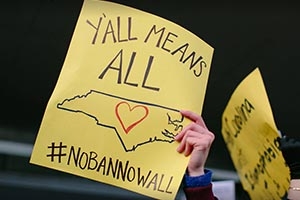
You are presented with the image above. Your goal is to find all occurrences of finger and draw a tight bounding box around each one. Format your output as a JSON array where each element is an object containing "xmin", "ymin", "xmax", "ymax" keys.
[
  {"xmin": 184, "ymin": 140, "xmax": 193, "ymax": 156},
  {"xmin": 177, "ymin": 127, "xmax": 215, "ymax": 153},
  {"xmin": 180, "ymin": 110, "xmax": 207, "ymax": 129},
  {"xmin": 175, "ymin": 122, "xmax": 199, "ymax": 141},
  {"xmin": 184, "ymin": 136, "xmax": 204, "ymax": 156},
  {"xmin": 176, "ymin": 129, "xmax": 203, "ymax": 153}
]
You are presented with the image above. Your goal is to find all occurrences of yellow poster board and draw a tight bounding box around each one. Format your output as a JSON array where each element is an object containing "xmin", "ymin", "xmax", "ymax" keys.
[
  {"xmin": 221, "ymin": 68, "xmax": 290, "ymax": 199},
  {"xmin": 29, "ymin": 1, "xmax": 214, "ymax": 199}
]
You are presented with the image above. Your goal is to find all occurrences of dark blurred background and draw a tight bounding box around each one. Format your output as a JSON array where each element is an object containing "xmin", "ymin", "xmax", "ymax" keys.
[{"xmin": 1, "ymin": 1, "xmax": 299, "ymax": 199}]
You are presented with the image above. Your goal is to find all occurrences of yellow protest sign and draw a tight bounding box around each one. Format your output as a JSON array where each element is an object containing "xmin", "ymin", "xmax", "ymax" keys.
[
  {"xmin": 221, "ymin": 68, "xmax": 290, "ymax": 199},
  {"xmin": 29, "ymin": 0, "xmax": 214, "ymax": 199}
]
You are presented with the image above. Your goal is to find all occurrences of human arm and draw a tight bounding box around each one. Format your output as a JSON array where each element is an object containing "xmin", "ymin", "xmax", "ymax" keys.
[{"xmin": 174, "ymin": 110, "xmax": 217, "ymax": 200}]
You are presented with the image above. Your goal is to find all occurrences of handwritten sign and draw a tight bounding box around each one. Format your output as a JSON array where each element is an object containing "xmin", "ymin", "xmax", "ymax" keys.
[
  {"xmin": 29, "ymin": 1, "xmax": 214, "ymax": 199},
  {"xmin": 221, "ymin": 68, "xmax": 290, "ymax": 199}
]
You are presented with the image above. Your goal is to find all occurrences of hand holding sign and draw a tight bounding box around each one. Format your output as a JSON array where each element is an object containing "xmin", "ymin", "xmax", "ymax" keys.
[{"xmin": 175, "ymin": 110, "xmax": 215, "ymax": 177}]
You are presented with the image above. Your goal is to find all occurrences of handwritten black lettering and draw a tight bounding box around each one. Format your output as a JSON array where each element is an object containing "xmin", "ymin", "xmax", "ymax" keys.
[
  {"xmin": 146, "ymin": 173, "xmax": 173, "ymax": 193},
  {"xmin": 144, "ymin": 25, "xmax": 207, "ymax": 78},
  {"xmin": 143, "ymin": 25, "xmax": 166, "ymax": 47},
  {"xmin": 244, "ymin": 138, "xmax": 281, "ymax": 191},
  {"xmin": 98, "ymin": 49, "xmax": 160, "ymax": 91},
  {"xmin": 161, "ymin": 32, "xmax": 177, "ymax": 52},
  {"xmin": 223, "ymin": 98, "xmax": 255, "ymax": 139},
  {"xmin": 67, "ymin": 146, "xmax": 173, "ymax": 194},
  {"xmin": 86, "ymin": 14, "xmax": 137, "ymax": 44},
  {"xmin": 98, "ymin": 49, "xmax": 123, "ymax": 83}
]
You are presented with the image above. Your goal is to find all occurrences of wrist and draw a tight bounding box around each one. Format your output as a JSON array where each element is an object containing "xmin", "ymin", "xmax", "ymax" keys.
[{"xmin": 187, "ymin": 166, "xmax": 205, "ymax": 177}]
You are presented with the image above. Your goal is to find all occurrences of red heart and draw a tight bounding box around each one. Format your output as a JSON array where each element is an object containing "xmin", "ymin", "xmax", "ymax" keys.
[{"xmin": 115, "ymin": 101, "xmax": 149, "ymax": 134}]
